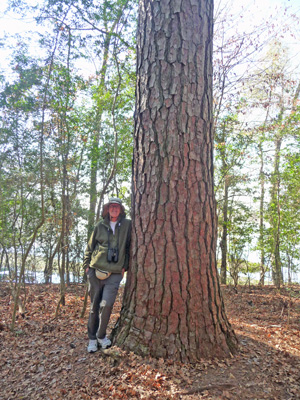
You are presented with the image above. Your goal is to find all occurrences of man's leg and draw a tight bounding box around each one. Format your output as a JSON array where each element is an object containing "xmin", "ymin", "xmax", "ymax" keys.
[
  {"xmin": 87, "ymin": 268, "xmax": 103, "ymax": 340},
  {"xmin": 97, "ymin": 273, "xmax": 122, "ymax": 341}
]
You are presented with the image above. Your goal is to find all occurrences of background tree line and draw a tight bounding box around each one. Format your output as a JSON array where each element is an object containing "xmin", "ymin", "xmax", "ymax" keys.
[{"xmin": 0, "ymin": 0, "xmax": 299, "ymax": 315}]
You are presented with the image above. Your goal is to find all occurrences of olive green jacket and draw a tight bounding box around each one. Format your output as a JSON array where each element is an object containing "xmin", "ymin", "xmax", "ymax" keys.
[{"xmin": 83, "ymin": 214, "xmax": 131, "ymax": 274}]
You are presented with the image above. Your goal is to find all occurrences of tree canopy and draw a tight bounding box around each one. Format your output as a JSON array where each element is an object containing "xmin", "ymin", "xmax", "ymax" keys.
[{"xmin": 0, "ymin": 0, "xmax": 300, "ymax": 322}]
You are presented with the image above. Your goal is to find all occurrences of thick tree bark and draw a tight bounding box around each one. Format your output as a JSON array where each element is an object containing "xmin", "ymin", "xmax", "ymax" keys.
[{"xmin": 114, "ymin": 0, "xmax": 237, "ymax": 361}]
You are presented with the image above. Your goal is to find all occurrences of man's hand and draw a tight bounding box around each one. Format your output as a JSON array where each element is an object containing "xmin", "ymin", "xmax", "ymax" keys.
[
  {"xmin": 85, "ymin": 267, "xmax": 89, "ymax": 274},
  {"xmin": 122, "ymin": 268, "xmax": 125, "ymax": 278}
]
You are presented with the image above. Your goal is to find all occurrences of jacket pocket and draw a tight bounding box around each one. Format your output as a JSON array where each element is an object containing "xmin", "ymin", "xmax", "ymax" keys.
[{"xmin": 91, "ymin": 245, "xmax": 107, "ymax": 268}]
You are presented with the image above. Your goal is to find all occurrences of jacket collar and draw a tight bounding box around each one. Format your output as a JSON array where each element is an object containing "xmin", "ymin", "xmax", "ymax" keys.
[{"xmin": 102, "ymin": 214, "xmax": 124, "ymax": 229}]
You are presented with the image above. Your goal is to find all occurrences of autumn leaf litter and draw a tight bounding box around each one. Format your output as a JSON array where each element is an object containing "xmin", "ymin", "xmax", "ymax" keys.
[{"xmin": 0, "ymin": 283, "xmax": 300, "ymax": 399}]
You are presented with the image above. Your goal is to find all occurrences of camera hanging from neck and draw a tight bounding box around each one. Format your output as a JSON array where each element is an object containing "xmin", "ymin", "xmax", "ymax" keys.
[{"xmin": 107, "ymin": 222, "xmax": 120, "ymax": 263}]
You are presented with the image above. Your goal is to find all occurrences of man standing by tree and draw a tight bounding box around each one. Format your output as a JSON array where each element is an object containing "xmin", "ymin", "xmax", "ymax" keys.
[{"xmin": 83, "ymin": 198, "xmax": 131, "ymax": 353}]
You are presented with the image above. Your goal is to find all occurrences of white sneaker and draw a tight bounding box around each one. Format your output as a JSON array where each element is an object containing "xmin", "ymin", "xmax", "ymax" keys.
[
  {"xmin": 87, "ymin": 339, "xmax": 98, "ymax": 353},
  {"xmin": 98, "ymin": 336, "xmax": 111, "ymax": 349}
]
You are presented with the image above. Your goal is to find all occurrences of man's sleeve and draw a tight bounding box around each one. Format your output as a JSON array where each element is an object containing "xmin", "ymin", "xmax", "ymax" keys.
[
  {"xmin": 82, "ymin": 226, "xmax": 97, "ymax": 270},
  {"xmin": 123, "ymin": 220, "xmax": 132, "ymax": 271}
]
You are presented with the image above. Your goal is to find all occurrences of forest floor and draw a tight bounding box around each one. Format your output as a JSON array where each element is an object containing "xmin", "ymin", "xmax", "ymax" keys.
[{"xmin": 0, "ymin": 282, "xmax": 300, "ymax": 400}]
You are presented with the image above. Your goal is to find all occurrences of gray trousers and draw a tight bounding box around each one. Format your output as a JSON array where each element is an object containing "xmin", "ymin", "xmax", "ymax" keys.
[{"xmin": 87, "ymin": 268, "xmax": 123, "ymax": 340}]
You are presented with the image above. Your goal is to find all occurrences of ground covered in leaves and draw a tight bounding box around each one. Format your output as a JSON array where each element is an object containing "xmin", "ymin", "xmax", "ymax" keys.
[{"xmin": 0, "ymin": 283, "xmax": 300, "ymax": 400}]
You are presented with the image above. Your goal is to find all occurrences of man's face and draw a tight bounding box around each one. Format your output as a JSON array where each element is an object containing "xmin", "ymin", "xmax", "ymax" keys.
[{"xmin": 108, "ymin": 203, "xmax": 121, "ymax": 220}]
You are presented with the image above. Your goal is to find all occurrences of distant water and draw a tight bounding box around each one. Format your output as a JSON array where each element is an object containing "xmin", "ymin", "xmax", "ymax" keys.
[
  {"xmin": 224, "ymin": 267, "xmax": 300, "ymax": 285},
  {"xmin": 1, "ymin": 267, "xmax": 298, "ymax": 285},
  {"xmin": 0, "ymin": 270, "xmax": 127, "ymax": 285}
]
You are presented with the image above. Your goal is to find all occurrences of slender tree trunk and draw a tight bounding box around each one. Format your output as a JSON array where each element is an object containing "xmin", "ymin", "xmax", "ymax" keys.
[
  {"xmin": 269, "ymin": 84, "xmax": 299, "ymax": 288},
  {"xmin": 11, "ymin": 132, "xmax": 45, "ymax": 328},
  {"xmin": 87, "ymin": 18, "xmax": 122, "ymax": 238},
  {"xmin": 287, "ymin": 252, "xmax": 292, "ymax": 285},
  {"xmin": 270, "ymin": 136, "xmax": 282, "ymax": 288},
  {"xmin": 45, "ymin": 239, "xmax": 61, "ymax": 284},
  {"xmin": 60, "ymin": 161, "xmax": 67, "ymax": 306},
  {"xmin": 95, "ymin": 55, "xmax": 122, "ymax": 221},
  {"xmin": 87, "ymin": 132, "xmax": 100, "ymax": 237},
  {"xmin": 44, "ymin": 243, "xmax": 54, "ymax": 284},
  {"xmin": 258, "ymin": 140, "xmax": 265, "ymax": 286},
  {"xmin": 114, "ymin": 0, "xmax": 237, "ymax": 361},
  {"xmin": 220, "ymin": 180, "xmax": 228, "ymax": 284},
  {"xmin": 9, "ymin": 11, "xmax": 70, "ymax": 329},
  {"xmin": 3, "ymin": 248, "xmax": 12, "ymax": 281},
  {"xmin": 0, "ymin": 250, "xmax": 4, "ymax": 277}
]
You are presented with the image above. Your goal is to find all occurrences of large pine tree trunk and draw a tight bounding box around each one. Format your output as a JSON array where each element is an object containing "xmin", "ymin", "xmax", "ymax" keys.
[{"xmin": 114, "ymin": 0, "xmax": 237, "ymax": 361}]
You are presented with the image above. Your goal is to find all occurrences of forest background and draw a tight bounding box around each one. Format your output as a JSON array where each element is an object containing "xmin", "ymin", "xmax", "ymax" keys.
[{"xmin": 0, "ymin": 0, "xmax": 300, "ymax": 309}]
